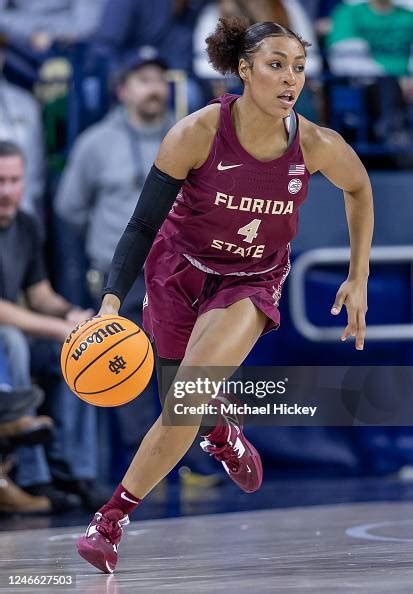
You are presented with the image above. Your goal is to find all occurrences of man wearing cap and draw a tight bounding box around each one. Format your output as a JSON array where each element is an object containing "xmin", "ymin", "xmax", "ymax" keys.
[
  {"xmin": 55, "ymin": 46, "xmax": 174, "ymax": 458},
  {"xmin": 56, "ymin": 46, "xmax": 174, "ymax": 320}
]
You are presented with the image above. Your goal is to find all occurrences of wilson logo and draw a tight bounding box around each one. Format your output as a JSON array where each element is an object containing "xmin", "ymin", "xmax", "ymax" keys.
[{"xmin": 71, "ymin": 322, "xmax": 126, "ymax": 362}]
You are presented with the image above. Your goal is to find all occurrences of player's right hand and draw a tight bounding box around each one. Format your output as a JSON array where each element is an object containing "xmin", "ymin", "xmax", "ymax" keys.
[{"xmin": 98, "ymin": 293, "xmax": 121, "ymax": 317}]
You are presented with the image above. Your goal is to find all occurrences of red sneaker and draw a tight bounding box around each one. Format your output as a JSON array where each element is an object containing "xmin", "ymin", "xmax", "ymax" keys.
[
  {"xmin": 200, "ymin": 399, "xmax": 263, "ymax": 493},
  {"xmin": 77, "ymin": 509, "xmax": 129, "ymax": 574}
]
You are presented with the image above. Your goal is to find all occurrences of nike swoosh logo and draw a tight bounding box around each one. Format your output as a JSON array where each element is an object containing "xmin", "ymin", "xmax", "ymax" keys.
[
  {"xmin": 121, "ymin": 491, "xmax": 140, "ymax": 504},
  {"xmin": 217, "ymin": 161, "xmax": 243, "ymax": 171},
  {"xmin": 86, "ymin": 525, "xmax": 98, "ymax": 538}
]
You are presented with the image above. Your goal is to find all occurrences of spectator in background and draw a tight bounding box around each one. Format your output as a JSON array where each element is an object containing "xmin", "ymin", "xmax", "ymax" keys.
[
  {"xmin": 327, "ymin": 0, "xmax": 413, "ymax": 143},
  {"xmin": 91, "ymin": 0, "xmax": 201, "ymax": 71},
  {"xmin": 55, "ymin": 48, "xmax": 175, "ymax": 465},
  {"xmin": 89, "ymin": 0, "xmax": 204, "ymax": 111},
  {"xmin": 0, "ymin": 139, "xmax": 107, "ymax": 512},
  {"xmin": 327, "ymin": 0, "xmax": 413, "ymax": 76},
  {"xmin": 55, "ymin": 47, "xmax": 174, "ymax": 320},
  {"xmin": 0, "ymin": 0, "xmax": 105, "ymax": 86},
  {"xmin": 0, "ymin": 46, "xmax": 45, "ymax": 232},
  {"xmin": 305, "ymin": 1, "xmax": 413, "ymax": 38}
]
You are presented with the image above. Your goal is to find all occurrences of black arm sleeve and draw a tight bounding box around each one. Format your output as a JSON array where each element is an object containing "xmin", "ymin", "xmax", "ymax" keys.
[{"xmin": 102, "ymin": 164, "xmax": 185, "ymax": 304}]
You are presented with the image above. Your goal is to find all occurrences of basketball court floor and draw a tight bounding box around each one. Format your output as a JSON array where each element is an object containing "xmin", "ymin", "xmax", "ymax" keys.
[{"xmin": 0, "ymin": 477, "xmax": 412, "ymax": 593}]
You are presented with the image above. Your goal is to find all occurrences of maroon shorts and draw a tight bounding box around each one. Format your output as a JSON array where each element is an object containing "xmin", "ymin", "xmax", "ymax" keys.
[{"xmin": 143, "ymin": 238, "xmax": 291, "ymax": 359}]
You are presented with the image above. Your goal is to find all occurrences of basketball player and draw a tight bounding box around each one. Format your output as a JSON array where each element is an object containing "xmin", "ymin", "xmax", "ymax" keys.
[{"xmin": 78, "ymin": 18, "xmax": 373, "ymax": 573}]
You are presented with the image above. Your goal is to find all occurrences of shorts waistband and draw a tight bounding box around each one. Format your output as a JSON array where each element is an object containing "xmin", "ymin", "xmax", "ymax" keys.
[{"xmin": 182, "ymin": 253, "xmax": 285, "ymax": 277}]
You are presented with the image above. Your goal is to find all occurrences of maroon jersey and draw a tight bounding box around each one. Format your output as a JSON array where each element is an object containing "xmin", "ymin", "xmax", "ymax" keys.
[{"xmin": 158, "ymin": 93, "xmax": 310, "ymax": 275}]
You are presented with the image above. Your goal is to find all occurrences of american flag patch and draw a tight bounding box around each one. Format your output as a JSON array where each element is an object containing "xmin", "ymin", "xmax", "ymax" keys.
[{"xmin": 288, "ymin": 164, "xmax": 306, "ymax": 176}]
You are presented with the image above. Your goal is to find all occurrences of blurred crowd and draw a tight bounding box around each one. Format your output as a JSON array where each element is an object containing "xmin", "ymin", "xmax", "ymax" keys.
[{"xmin": 0, "ymin": 0, "xmax": 412, "ymax": 515}]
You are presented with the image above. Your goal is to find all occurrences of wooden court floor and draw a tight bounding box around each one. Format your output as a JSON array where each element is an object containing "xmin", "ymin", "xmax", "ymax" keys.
[{"xmin": 0, "ymin": 501, "xmax": 412, "ymax": 593}]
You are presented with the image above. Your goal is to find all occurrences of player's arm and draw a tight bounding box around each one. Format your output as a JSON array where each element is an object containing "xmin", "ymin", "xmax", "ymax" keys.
[
  {"xmin": 302, "ymin": 122, "xmax": 374, "ymax": 351},
  {"xmin": 100, "ymin": 108, "xmax": 217, "ymax": 315}
]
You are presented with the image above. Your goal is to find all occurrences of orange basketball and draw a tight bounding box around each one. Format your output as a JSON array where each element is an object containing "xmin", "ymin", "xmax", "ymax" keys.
[{"xmin": 60, "ymin": 315, "xmax": 154, "ymax": 407}]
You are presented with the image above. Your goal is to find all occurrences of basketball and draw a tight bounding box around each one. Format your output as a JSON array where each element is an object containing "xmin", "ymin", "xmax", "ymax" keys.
[{"xmin": 60, "ymin": 315, "xmax": 154, "ymax": 407}]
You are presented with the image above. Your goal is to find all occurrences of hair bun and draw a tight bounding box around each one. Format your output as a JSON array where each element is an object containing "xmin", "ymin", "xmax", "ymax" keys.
[{"xmin": 206, "ymin": 16, "xmax": 250, "ymax": 76}]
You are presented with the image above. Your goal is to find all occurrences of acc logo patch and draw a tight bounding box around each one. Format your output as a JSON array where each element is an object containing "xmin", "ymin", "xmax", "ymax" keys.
[{"xmin": 288, "ymin": 178, "xmax": 302, "ymax": 194}]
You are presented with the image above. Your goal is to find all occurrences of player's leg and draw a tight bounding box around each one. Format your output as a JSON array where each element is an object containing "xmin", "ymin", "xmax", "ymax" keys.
[
  {"xmin": 152, "ymin": 345, "xmax": 244, "ymax": 484},
  {"xmin": 121, "ymin": 297, "xmax": 267, "ymax": 497},
  {"xmin": 153, "ymin": 345, "xmax": 182, "ymax": 409},
  {"xmin": 78, "ymin": 298, "xmax": 267, "ymax": 573}
]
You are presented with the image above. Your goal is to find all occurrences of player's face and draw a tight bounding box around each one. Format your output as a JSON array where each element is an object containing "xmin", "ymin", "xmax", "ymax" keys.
[
  {"xmin": 0, "ymin": 155, "xmax": 24, "ymax": 228},
  {"xmin": 119, "ymin": 64, "xmax": 169, "ymax": 121},
  {"xmin": 242, "ymin": 36, "xmax": 306, "ymax": 117}
]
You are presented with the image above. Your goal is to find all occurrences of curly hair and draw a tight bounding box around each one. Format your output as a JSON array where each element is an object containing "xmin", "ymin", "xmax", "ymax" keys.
[{"xmin": 206, "ymin": 17, "xmax": 311, "ymax": 77}]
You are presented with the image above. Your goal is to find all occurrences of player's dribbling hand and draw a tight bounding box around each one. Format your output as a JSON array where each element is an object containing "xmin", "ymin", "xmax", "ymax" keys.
[
  {"xmin": 331, "ymin": 278, "xmax": 367, "ymax": 350},
  {"xmin": 98, "ymin": 293, "xmax": 121, "ymax": 317}
]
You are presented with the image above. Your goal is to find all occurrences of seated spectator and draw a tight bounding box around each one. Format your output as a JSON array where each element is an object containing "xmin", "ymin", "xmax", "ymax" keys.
[
  {"xmin": 0, "ymin": 139, "xmax": 108, "ymax": 512},
  {"xmin": 0, "ymin": 46, "xmax": 45, "ymax": 232},
  {"xmin": 327, "ymin": 0, "xmax": 413, "ymax": 144},
  {"xmin": 55, "ymin": 47, "xmax": 174, "ymax": 315},
  {"xmin": 0, "ymin": 0, "xmax": 105, "ymax": 87}
]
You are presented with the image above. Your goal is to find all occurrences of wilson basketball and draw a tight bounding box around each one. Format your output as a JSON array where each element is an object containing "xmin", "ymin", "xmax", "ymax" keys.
[{"xmin": 60, "ymin": 315, "xmax": 154, "ymax": 407}]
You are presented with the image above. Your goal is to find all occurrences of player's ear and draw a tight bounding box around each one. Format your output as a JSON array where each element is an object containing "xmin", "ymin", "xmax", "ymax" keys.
[{"xmin": 238, "ymin": 58, "xmax": 250, "ymax": 83}]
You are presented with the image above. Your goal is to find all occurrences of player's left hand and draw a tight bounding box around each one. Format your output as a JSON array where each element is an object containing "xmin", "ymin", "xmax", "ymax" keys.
[{"xmin": 330, "ymin": 278, "xmax": 367, "ymax": 350}]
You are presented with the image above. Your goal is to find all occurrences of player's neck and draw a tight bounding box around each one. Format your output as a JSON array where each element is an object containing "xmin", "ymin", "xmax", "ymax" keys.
[{"xmin": 234, "ymin": 95, "xmax": 287, "ymax": 145}]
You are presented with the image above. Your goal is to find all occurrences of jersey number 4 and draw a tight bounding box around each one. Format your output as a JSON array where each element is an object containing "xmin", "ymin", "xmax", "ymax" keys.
[{"xmin": 237, "ymin": 219, "xmax": 262, "ymax": 244}]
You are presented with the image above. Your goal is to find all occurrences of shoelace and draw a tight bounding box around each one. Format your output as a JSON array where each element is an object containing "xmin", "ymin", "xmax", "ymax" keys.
[
  {"xmin": 96, "ymin": 513, "xmax": 129, "ymax": 543},
  {"xmin": 204, "ymin": 442, "xmax": 241, "ymax": 473}
]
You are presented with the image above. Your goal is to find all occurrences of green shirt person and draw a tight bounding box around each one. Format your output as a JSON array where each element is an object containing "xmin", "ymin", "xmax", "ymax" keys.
[{"xmin": 327, "ymin": 0, "xmax": 413, "ymax": 76}]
